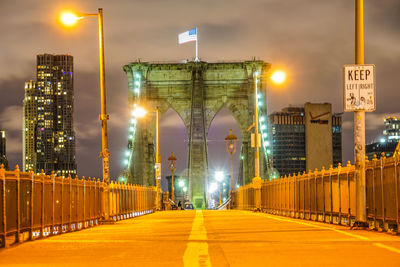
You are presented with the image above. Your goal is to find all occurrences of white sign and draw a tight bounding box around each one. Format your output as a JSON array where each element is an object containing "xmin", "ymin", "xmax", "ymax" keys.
[
  {"xmin": 155, "ymin": 163, "xmax": 161, "ymax": 180},
  {"xmin": 343, "ymin": 64, "xmax": 376, "ymax": 112}
]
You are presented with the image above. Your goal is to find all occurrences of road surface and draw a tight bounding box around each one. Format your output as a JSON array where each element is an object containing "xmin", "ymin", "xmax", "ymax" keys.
[{"xmin": 1, "ymin": 210, "xmax": 400, "ymax": 266}]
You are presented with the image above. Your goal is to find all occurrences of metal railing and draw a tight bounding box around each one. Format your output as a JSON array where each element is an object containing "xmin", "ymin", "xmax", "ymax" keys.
[
  {"xmin": 0, "ymin": 165, "xmax": 158, "ymax": 247},
  {"xmin": 232, "ymin": 154, "xmax": 400, "ymax": 232}
]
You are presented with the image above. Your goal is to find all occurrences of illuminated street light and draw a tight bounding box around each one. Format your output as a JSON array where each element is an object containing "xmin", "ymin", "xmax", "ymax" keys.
[
  {"xmin": 132, "ymin": 106, "xmax": 147, "ymax": 118},
  {"xmin": 253, "ymin": 70, "xmax": 287, "ymax": 180},
  {"xmin": 215, "ymin": 171, "xmax": 224, "ymax": 182},
  {"xmin": 214, "ymin": 171, "xmax": 224, "ymax": 206},
  {"xmin": 59, "ymin": 9, "xmax": 110, "ymax": 221},
  {"xmin": 178, "ymin": 180, "xmax": 184, "ymax": 187},
  {"xmin": 270, "ymin": 70, "xmax": 286, "ymax": 85},
  {"xmin": 225, "ymin": 129, "xmax": 237, "ymax": 209},
  {"xmin": 209, "ymin": 182, "xmax": 218, "ymax": 194},
  {"xmin": 168, "ymin": 152, "xmax": 177, "ymax": 202},
  {"xmin": 132, "ymin": 106, "xmax": 162, "ymax": 210},
  {"xmin": 60, "ymin": 12, "xmax": 82, "ymax": 26}
]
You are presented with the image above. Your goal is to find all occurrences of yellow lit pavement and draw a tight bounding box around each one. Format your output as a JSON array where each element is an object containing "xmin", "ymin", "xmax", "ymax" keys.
[{"xmin": 1, "ymin": 210, "xmax": 400, "ymax": 266}]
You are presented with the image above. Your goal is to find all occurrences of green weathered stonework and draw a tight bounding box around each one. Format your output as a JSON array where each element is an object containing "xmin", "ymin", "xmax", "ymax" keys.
[{"xmin": 123, "ymin": 60, "xmax": 271, "ymax": 208}]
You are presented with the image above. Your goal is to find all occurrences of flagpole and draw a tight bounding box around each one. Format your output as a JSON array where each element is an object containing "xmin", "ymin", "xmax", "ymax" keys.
[{"xmin": 195, "ymin": 28, "xmax": 199, "ymax": 62}]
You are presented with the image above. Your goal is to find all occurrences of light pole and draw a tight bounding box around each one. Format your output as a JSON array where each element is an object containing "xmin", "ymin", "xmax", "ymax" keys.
[
  {"xmin": 60, "ymin": 9, "xmax": 110, "ymax": 184},
  {"xmin": 225, "ymin": 129, "xmax": 237, "ymax": 209},
  {"xmin": 133, "ymin": 106, "xmax": 162, "ymax": 210},
  {"xmin": 253, "ymin": 71, "xmax": 286, "ymax": 179},
  {"xmin": 60, "ymin": 8, "xmax": 110, "ymax": 219},
  {"xmin": 168, "ymin": 152, "xmax": 177, "ymax": 202},
  {"xmin": 252, "ymin": 71, "xmax": 286, "ymax": 210}
]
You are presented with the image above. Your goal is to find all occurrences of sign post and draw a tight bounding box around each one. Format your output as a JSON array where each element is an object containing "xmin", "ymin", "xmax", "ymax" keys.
[{"xmin": 343, "ymin": 0, "xmax": 376, "ymax": 227}]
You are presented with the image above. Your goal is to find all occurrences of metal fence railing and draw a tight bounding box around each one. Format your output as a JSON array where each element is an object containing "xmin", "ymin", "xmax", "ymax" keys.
[
  {"xmin": 232, "ymin": 154, "xmax": 400, "ymax": 232},
  {"xmin": 0, "ymin": 165, "xmax": 158, "ymax": 247}
]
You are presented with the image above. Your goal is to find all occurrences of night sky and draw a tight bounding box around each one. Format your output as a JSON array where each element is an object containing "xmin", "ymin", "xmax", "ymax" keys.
[{"xmin": 0, "ymin": 0, "xmax": 399, "ymax": 189}]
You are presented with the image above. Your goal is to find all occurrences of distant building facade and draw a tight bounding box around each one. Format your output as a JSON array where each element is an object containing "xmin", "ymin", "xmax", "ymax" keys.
[
  {"xmin": 0, "ymin": 130, "xmax": 8, "ymax": 169},
  {"xmin": 23, "ymin": 54, "xmax": 76, "ymax": 176},
  {"xmin": 366, "ymin": 116, "xmax": 400, "ymax": 159},
  {"xmin": 269, "ymin": 103, "xmax": 342, "ymax": 177}
]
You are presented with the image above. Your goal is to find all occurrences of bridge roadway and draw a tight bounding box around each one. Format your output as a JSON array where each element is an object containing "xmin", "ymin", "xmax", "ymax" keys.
[{"xmin": 1, "ymin": 210, "xmax": 400, "ymax": 266}]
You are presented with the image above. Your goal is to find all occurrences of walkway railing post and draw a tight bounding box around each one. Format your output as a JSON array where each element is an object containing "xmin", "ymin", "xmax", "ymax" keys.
[{"xmin": 1, "ymin": 164, "xmax": 6, "ymax": 247}]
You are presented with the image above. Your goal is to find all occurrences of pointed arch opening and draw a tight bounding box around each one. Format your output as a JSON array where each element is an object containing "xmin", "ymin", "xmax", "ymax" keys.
[
  {"xmin": 207, "ymin": 107, "xmax": 242, "ymax": 207},
  {"xmin": 159, "ymin": 108, "xmax": 189, "ymax": 201}
]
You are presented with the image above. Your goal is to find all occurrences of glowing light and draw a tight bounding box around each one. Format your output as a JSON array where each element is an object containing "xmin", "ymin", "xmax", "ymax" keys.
[
  {"xmin": 123, "ymin": 159, "xmax": 129, "ymax": 165},
  {"xmin": 134, "ymin": 88, "xmax": 140, "ymax": 94},
  {"xmin": 260, "ymin": 116, "xmax": 265, "ymax": 122},
  {"xmin": 254, "ymin": 71, "xmax": 260, "ymax": 77},
  {"xmin": 263, "ymin": 133, "xmax": 267, "ymax": 138},
  {"xmin": 125, "ymin": 151, "xmax": 130, "ymax": 157},
  {"xmin": 129, "ymin": 127, "xmax": 134, "ymax": 132},
  {"xmin": 261, "ymin": 125, "xmax": 267, "ymax": 130},
  {"xmin": 257, "ymin": 93, "xmax": 262, "ymax": 99},
  {"xmin": 209, "ymin": 182, "xmax": 218, "ymax": 193},
  {"xmin": 132, "ymin": 106, "xmax": 147, "ymax": 118},
  {"xmin": 380, "ymin": 138, "xmax": 386, "ymax": 143},
  {"xmin": 178, "ymin": 180, "xmax": 184, "ymax": 187},
  {"xmin": 135, "ymin": 73, "xmax": 141, "ymax": 79},
  {"xmin": 265, "ymin": 141, "xmax": 270, "ymax": 146},
  {"xmin": 240, "ymin": 155, "xmax": 244, "ymax": 160},
  {"xmin": 135, "ymin": 81, "xmax": 140, "ymax": 86},
  {"xmin": 130, "ymin": 118, "xmax": 137, "ymax": 124},
  {"xmin": 267, "ymin": 149, "xmax": 271, "ymax": 154},
  {"xmin": 60, "ymin": 12, "xmax": 81, "ymax": 26},
  {"xmin": 128, "ymin": 135, "xmax": 133, "ymax": 139},
  {"xmin": 183, "ymin": 187, "xmax": 187, "ymax": 192},
  {"xmin": 270, "ymin": 70, "xmax": 286, "ymax": 84},
  {"xmin": 215, "ymin": 171, "xmax": 224, "ymax": 182}
]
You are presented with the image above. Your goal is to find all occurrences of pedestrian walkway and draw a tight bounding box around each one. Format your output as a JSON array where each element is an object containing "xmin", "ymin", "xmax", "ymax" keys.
[{"xmin": 1, "ymin": 210, "xmax": 400, "ymax": 266}]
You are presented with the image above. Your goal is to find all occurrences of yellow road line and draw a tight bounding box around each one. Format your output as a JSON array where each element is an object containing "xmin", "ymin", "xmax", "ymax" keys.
[
  {"xmin": 183, "ymin": 210, "xmax": 211, "ymax": 267},
  {"xmin": 373, "ymin": 242, "xmax": 400, "ymax": 254},
  {"xmin": 250, "ymin": 212, "xmax": 400, "ymax": 254}
]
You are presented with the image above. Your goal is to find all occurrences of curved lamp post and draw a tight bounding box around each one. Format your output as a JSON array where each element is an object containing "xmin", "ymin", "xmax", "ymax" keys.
[
  {"xmin": 133, "ymin": 106, "xmax": 162, "ymax": 210},
  {"xmin": 168, "ymin": 152, "xmax": 177, "ymax": 202},
  {"xmin": 60, "ymin": 9, "xmax": 110, "ymax": 184},
  {"xmin": 253, "ymin": 70, "xmax": 286, "ymax": 179},
  {"xmin": 225, "ymin": 129, "xmax": 237, "ymax": 209}
]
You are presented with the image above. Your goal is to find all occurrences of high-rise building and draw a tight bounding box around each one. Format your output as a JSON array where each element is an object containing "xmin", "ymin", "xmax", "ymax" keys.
[
  {"xmin": 0, "ymin": 130, "xmax": 8, "ymax": 169},
  {"xmin": 269, "ymin": 103, "xmax": 342, "ymax": 177},
  {"xmin": 23, "ymin": 81, "xmax": 37, "ymax": 171},
  {"xmin": 23, "ymin": 54, "xmax": 76, "ymax": 176},
  {"xmin": 366, "ymin": 116, "xmax": 400, "ymax": 159}
]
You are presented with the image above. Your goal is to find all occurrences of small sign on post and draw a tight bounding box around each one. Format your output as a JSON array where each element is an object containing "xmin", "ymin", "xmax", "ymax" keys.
[
  {"xmin": 343, "ymin": 64, "xmax": 376, "ymax": 112},
  {"xmin": 155, "ymin": 163, "xmax": 161, "ymax": 180}
]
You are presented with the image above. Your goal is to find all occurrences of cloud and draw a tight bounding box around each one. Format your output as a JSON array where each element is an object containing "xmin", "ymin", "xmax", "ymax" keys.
[{"xmin": 0, "ymin": 105, "xmax": 22, "ymax": 131}]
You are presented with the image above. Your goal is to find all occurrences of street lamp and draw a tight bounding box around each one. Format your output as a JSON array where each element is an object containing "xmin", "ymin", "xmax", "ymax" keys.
[
  {"xmin": 225, "ymin": 129, "xmax": 237, "ymax": 209},
  {"xmin": 133, "ymin": 106, "xmax": 162, "ymax": 210},
  {"xmin": 253, "ymin": 70, "xmax": 286, "ymax": 179},
  {"xmin": 168, "ymin": 152, "xmax": 177, "ymax": 202},
  {"xmin": 60, "ymin": 9, "xmax": 110, "ymax": 184}
]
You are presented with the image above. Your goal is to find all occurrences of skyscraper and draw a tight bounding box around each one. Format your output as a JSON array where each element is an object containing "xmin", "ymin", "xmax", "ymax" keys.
[
  {"xmin": 269, "ymin": 103, "xmax": 342, "ymax": 177},
  {"xmin": 366, "ymin": 116, "xmax": 400, "ymax": 159},
  {"xmin": 23, "ymin": 54, "xmax": 76, "ymax": 176}
]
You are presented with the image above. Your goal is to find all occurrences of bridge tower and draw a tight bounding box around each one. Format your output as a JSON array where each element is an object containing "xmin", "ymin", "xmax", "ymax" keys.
[{"xmin": 123, "ymin": 60, "xmax": 271, "ymax": 209}]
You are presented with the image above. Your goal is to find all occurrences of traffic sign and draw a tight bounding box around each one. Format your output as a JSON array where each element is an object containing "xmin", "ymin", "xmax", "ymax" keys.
[{"xmin": 343, "ymin": 64, "xmax": 376, "ymax": 112}]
